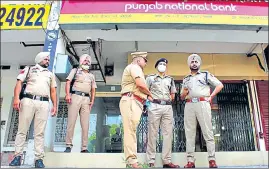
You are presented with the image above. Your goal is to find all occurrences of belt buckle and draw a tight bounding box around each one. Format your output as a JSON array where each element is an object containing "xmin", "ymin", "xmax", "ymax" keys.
[
  {"xmin": 191, "ymin": 98, "xmax": 198, "ymax": 103},
  {"xmin": 82, "ymin": 93, "xmax": 85, "ymax": 96},
  {"xmin": 160, "ymin": 100, "xmax": 166, "ymax": 105},
  {"xmin": 35, "ymin": 96, "xmax": 41, "ymax": 100}
]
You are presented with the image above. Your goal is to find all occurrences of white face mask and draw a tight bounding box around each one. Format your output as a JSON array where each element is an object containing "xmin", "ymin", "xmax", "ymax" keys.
[
  {"xmin": 81, "ymin": 65, "xmax": 90, "ymax": 70},
  {"xmin": 157, "ymin": 64, "xmax": 166, "ymax": 73}
]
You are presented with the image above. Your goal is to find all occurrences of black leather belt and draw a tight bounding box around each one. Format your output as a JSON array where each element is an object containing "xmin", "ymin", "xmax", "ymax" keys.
[
  {"xmin": 72, "ymin": 91, "xmax": 90, "ymax": 97},
  {"xmin": 23, "ymin": 93, "xmax": 49, "ymax": 101},
  {"xmin": 152, "ymin": 99, "xmax": 172, "ymax": 105}
]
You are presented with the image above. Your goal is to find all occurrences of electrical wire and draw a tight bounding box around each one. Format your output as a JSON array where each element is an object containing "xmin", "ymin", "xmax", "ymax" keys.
[{"xmin": 247, "ymin": 53, "xmax": 266, "ymax": 72}]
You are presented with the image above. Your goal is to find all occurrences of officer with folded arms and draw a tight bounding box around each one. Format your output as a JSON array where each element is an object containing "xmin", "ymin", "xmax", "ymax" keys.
[
  {"xmin": 145, "ymin": 58, "xmax": 179, "ymax": 168},
  {"xmin": 9, "ymin": 52, "xmax": 57, "ymax": 168}
]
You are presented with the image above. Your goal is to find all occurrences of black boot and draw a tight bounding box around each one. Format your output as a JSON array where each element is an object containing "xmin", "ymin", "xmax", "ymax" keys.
[
  {"xmin": 80, "ymin": 149, "xmax": 89, "ymax": 153},
  {"xmin": 35, "ymin": 159, "xmax": 45, "ymax": 168},
  {"xmin": 64, "ymin": 147, "xmax": 72, "ymax": 153},
  {"xmin": 9, "ymin": 156, "xmax": 21, "ymax": 166}
]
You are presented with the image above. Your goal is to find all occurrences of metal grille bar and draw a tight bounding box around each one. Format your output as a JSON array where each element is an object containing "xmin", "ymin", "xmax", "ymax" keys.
[
  {"xmin": 7, "ymin": 108, "xmax": 30, "ymax": 144},
  {"xmin": 54, "ymin": 99, "xmax": 68, "ymax": 143}
]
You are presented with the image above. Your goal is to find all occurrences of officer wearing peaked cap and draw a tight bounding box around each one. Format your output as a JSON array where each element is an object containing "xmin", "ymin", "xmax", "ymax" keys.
[
  {"xmin": 64, "ymin": 54, "xmax": 97, "ymax": 153},
  {"xmin": 180, "ymin": 54, "xmax": 224, "ymax": 168},
  {"xmin": 146, "ymin": 58, "xmax": 179, "ymax": 168},
  {"xmin": 9, "ymin": 52, "xmax": 57, "ymax": 168},
  {"xmin": 120, "ymin": 51, "xmax": 153, "ymax": 168}
]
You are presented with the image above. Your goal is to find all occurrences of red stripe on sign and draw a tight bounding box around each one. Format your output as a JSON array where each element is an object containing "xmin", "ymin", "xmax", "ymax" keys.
[{"xmin": 61, "ymin": 0, "xmax": 268, "ymax": 16}]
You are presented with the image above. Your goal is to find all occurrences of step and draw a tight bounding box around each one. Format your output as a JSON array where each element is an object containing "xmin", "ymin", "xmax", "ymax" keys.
[{"xmin": 42, "ymin": 151, "xmax": 268, "ymax": 168}]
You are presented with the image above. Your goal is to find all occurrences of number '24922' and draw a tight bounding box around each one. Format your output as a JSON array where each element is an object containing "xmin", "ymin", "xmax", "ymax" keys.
[{"xmin": 0, "ymin": 7, "xmax": 45, "ymax": 27}]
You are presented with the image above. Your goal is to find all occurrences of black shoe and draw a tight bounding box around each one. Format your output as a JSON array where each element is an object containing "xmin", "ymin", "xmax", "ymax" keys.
[
  {"xmin": 80, "ymin": 149, "xmax": 89, "ymax": 153},
  {"xmin": 35, "ymin": 159, "xmax": 45, "ymax": 168},
  {"xmin": 64, "ymin": 147, "xmax": 71, "ymax": 153},
  {"xmin": 9, "ymin": 156, "xmax": 22, "ymax": 166}
]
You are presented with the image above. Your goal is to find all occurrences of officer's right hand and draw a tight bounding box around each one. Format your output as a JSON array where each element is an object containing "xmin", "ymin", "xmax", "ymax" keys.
[
  {"xmin": 13, "ymin": 98, "xmax": 20, "ymax": 111},
  {"xmin": 65, "ymin": 94, "xmax": 72, "ymax": 104},
  {"xmin": 147, "ymin": 96, "xmax": 153, "ymax": 102}
]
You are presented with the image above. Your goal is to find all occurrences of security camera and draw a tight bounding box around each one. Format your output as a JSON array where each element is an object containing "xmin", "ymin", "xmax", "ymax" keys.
[{"xmin": 86, "ymin": 37, "xmax": 92, "ymax": 43}]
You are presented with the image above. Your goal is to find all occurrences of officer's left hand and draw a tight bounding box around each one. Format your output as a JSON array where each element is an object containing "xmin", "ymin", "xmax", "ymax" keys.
[
  {"xmin": 89, "ymin": 102, "xmax": 93, "ymax": 109},
  {"xmin": 206, "ymin": 96, "xmax": 213, "ymax": 103},
  {"xmin": 51, "ymin": 106, "xmax": 57, "ymax": 117}
]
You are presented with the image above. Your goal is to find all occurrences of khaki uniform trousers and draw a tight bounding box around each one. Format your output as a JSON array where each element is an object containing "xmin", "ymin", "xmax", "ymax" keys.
[
  {"xmin": 184, "ymin": 101, "xmax": 215, "ymax": 162},
  {"xmin": 65, "ymin": 94, "xmax": 91, "ymax": 150},
  {"xmin": 119, "ymin": 96, "xmax": 143, "ymax": 165},
  {"xmin": 146, "ymin": 103, "xmax": 174, "ymax": 164},
  {"xmin": 14, "ymin": 98, "xmax": 49, "ymax": 160}
]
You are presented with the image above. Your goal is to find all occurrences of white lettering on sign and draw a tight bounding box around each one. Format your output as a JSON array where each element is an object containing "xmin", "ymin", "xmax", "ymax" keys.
[{"xmin": 124, "ymin": 2, "xmax": 239, "ymax": 12}]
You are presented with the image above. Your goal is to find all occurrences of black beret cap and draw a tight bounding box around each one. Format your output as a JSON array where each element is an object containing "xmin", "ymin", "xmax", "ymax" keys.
[{"xmin": 155, "ymin": 58, "xmax": 168, "ymax": 68}]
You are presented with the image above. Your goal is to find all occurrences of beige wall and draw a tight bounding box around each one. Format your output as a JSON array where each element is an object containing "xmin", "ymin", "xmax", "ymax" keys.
[{"xmin": 128, "ymin": 53, "xmax": 268, "ymax": 80}]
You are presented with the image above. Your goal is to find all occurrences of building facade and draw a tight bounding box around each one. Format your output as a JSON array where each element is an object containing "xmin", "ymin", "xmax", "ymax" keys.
[{"xmin": 1, "ymin": 0, "xmax": 268, "ymax": 167}]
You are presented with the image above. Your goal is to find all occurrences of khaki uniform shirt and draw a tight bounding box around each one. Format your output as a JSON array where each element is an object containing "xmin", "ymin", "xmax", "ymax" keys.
[
  {"xmin": 181, "ymin": 71, "xmax": 222, "ymax": 98},
  {"xmin": 17, "ymin": 64, "xmax": 57, "ymax": 97},
  {"xmin": 121, "ymin": 63, "xmax": 147, "ymax": 100},
  {"xmin": 146, "ymin": 74, "xmax": 177, "ymax": 100},
  {"xmin": 66, "ymin": 68, "xmax": 97, "ymax": 94}
]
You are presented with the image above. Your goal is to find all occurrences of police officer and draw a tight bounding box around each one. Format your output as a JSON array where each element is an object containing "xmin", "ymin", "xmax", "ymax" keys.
[
  {"xmin": 145, "ymin": 58, "xmax": 179, "ymax": 168},
  {"xmin": 180, "ymin": 54, "xmax": 223, "ymax": 168},
  {"xmin": 120, "ymin": 52, "xmax": 153, "ymax": 168},
  {"xmin": 9, "ymin": 52, "xmax": 57, "ymax": 168},
  {"xmin": 64, "ymin": 54, "xmax": 97, "ymax": 153}
]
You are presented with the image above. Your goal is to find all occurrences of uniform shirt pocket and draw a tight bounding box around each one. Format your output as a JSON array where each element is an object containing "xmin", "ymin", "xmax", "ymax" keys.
[
  {"xmin": 185, "ymin": 81, "xmax": 192, "ymax": 89},
  {"xmin": 152, "ymin": 81, "xmax": 161, "ymax": 90},
  {"xmin": 28, "ymin": 72, "xmax": 39, "ymax": 83},
  {"xmin": 164, "ymin": 79, "xmax": 171, "ymax": 89},
  {"xmin": 75, "ymin": 73, "xmax": 84, "ymax": 82}
]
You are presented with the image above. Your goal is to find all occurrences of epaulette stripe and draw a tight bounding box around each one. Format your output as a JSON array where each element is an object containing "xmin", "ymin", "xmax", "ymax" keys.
[{"xmin": 183, "ymin": 75, "xmax": 191, "ymax": 79}]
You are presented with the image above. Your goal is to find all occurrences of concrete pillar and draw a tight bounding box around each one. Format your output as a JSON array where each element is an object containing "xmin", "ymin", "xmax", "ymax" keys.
[
  {"xmin": 43, "ymin": 0, "xmax": 64, "ymax": 153},
  {"xmin": 95, "ymin": 98, "xmax": 106, "ymax": 153}
]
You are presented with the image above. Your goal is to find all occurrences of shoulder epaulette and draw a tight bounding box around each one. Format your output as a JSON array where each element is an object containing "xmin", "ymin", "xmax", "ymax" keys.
[
  {"xmin": 165, "ymin": 75, "xmax": 174, "ymax": 79},
  {"xmin": 183, "ymin": 74, "xmax": 191, "ymax": 79},
  {"xmin": 146, "ymin": 74, "xmax": 156, "ymax": 78}
]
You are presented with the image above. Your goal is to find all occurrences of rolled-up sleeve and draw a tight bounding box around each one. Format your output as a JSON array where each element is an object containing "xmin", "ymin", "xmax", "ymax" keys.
[
  {"xmin": 51, "ymin": 73, "xmax": 57, "ymax": 88},
  {"xmin": 66, "ymin": 68, "xmax": 77, "ymax": 81},
  {"xmin": 17, "ymin": 67, "xmax": 30, "ymax": 82}
]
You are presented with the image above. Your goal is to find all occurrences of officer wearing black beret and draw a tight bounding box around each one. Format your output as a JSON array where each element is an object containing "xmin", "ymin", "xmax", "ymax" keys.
[
  {"xmin": 145, "ymin": 58, "xmax": 179, "ymax": 168},
  {"xmin": 155, "ymin": 58, "xmax": 168, "ymax": 68}
]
